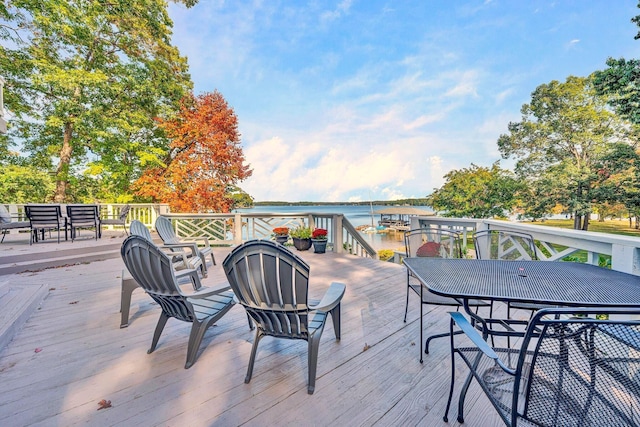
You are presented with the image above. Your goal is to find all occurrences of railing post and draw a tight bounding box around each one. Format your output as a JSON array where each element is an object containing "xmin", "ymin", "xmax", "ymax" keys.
[
  {"xmin": 611, "ymin": 243, "xmax": 637, "ymax": 274},
  {"xmin": 234, "ymin": 213, "xmax": 243, "ymax": 245},
  {"xmin": 334, "ymin": 215, "xmax": 343, "ymax": 254}
]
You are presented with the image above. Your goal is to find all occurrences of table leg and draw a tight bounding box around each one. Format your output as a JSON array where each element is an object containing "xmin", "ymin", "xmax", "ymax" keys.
[{"xmin": 420, "ymin": 283, "xmax": 424, "ymax": 363}]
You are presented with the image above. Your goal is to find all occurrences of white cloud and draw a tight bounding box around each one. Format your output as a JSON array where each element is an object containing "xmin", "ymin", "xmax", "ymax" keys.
[
  {"xmin": 320, "ymin": 0, "xmax": 353, "ymax": 23},
  {"xmin": 444, "ymin": 70, "xmax": 479, "ymax": 98}
]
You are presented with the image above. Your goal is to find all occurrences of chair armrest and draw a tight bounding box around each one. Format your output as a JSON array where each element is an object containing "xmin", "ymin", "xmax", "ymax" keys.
[
  {"xmin": 185, "ymin": 236, "xmax": 211, "ymax": 248},
  {"xmin": 160, "ymin": 248, "xmax": 189, "ymax": 266},
  {"xmin": 449, "ymin": 312, "xmax": 514, "ymax": 374},
  {"xmin": 310, "ymin": 282, "xmax": 346, "ymax": 312},
  {"xmin": 174, "ymin": 268, "xmax": 203, "ymax": 290},
  {"xmin": 161, "ymin": 242, "xmax": 200, "ymax": 256},
  {"xmin": 188, "ymin": 284, "xmax": 233, "ymax": 299}
]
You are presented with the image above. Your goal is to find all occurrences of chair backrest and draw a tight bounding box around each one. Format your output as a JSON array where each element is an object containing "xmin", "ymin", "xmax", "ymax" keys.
[
  {"xmin": 473, "ymin": 229, "xmax": 537, "ymax": 260},
  {"xmin": 117, "ymin": 204, "xmax": 131, "ymax": 221},
  {"xmin": 66, "ymin": 204, "xmax": 99, "ymax": 224},
  {"xmin": 512, "ymin": 308, "xmax": 640, "ymax": 426},
  {"xmin": 0, "ymin": 204, "xmax": 12, "ymax": 224},
  {"xmin": 120, "ymin": 235, "xmax": 193, "ymax": 322},
  {"xmin": 156, "ymin": 216, "xmax": 180, "ymax": 244},
  {"xmin": 404, "ymin": 228, "xmax": 462, "ymax": 259},
  {"xmin": 130, "ymin": 220, "xmax": 153, "ymax": 241},
  {"xmin": 223, "ymin": 240, "xmax": 311, "ymax": 339},
  {"xmin": 25, "ymin": 204, "xmax": 62, "ymax": 226}
]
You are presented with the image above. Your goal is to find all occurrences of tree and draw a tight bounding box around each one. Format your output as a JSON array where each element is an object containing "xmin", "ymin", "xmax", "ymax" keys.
[
  {"xmin": 0, "ymin": 165, "xmax": 54, "ymax": 203},
  {"xmin": 426, "ymin": 162, "xmax": 522, "ymax": 218},
  {"xmin": 134, "ymin": 91, "xmax": 253, "ymax": 213},
  {"xmin": 497, "ymin": 75, "xmax": 630, "ymax": 230},
  {"xmin": 0, "ymin": 0, "xmax": 193, "ymax": 203}
]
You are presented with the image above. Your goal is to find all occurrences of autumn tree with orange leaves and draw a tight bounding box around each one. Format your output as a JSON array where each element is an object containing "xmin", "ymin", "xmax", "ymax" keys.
[{"xmin": 134, "ymin": 91, "xmax": 252, "ymax": 212}]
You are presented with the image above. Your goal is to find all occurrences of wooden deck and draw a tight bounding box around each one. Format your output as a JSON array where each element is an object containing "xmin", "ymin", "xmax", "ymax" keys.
[{"xmin": 0, "ymin": 233, "xmax": 504, "ymax": 426}]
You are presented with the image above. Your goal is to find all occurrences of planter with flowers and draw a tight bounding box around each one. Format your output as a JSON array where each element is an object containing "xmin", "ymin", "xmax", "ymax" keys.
[
  {"xmin": 272, "ymin": 227, "xmax": 289, "ymax": 245},
  {"xmin": 289, "ymin": 225, "xmax": 313, "ymax": 251},
  {"xmin": 311, "ymin": 228, "xmax": 328, "ymax": 253}
]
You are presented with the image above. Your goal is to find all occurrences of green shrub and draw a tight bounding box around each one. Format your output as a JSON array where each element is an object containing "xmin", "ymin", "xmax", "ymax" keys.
[{"xmin": 378, "ymin": 249, "xmax": 394, "ymax": 261}]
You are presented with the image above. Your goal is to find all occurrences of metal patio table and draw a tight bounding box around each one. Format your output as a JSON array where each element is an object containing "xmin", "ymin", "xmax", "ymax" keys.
[{"xmin": 403, "ymin": 258, "xmax": 640, "ymax": 354}]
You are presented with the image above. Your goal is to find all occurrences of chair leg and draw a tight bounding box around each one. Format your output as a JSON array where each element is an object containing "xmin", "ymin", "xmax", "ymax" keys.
[
  {"xmin": 307, "ymin": 325, "xmax": 326, "ymax": 395},
  {"xmin": 210, "ymin": 252, "xmax": 216, "ymax": 266},
  {"xmin": 330, "ymin": 304, "xmax": 341, "ymax": 339},
  {"xmin": 443, "ymin": 317, "xmax": 457, "ymax": 423},
  {"xmin": 120, "ymin": 274, "xmax": 139, "ymax": 328},
  {"xmin": 199, "ymin": 253, "xmax": 208, "ymax": 277},
  {"xmin": 185, "ymin": 318, "xmax": 214, "ymax": 369},
  {"xmin": 403, "ymin": 275, "xmax": 410, "ymax": 323},
  {"xmin": 148, "ymin": 312, "xmax": 170, "ymax": 354},
  {"xmin": 245, "ymin": 329, "xmax": 265, "ymax": 384}
]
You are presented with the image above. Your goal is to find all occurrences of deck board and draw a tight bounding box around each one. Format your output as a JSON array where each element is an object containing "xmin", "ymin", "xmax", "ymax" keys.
[{"xmin": 0, "ymin": 245, "xmax": 503, "ymax": 426}]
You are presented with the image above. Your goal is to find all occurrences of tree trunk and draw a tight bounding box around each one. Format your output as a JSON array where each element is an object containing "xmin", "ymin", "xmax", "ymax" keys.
[
  {"xmin": 573, "ymin": 213, "xmax": 581, "ymax": 230},
  {"xmin": 54, "ymin": 121, "xmax": 74, "ymax": 203},
  {"xmin": 581, "ymin": 213, "xmax": 590, "ymax": 231}
]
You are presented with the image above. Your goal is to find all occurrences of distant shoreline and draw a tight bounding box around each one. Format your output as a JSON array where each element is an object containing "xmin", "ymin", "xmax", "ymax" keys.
[{"xmin": 253, "ymin": 198, "xmax": 429, "ymax": 207}]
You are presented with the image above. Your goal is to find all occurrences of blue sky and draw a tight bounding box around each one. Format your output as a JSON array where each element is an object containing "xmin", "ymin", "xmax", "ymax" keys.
[{"xmin": 168, "ymin": 0, "xmax": 640, "ymax": 203}]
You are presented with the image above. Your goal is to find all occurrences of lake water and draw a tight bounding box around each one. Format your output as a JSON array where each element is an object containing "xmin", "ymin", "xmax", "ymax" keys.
[{"xmin": 235, "ymin": 204, "xmax": 431, "ymax": 251}]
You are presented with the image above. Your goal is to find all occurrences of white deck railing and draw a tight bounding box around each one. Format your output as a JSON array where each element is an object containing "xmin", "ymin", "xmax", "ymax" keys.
[
  {"xmin": 412, "ymin": 216, "xmax": 640, "ymax": 275},
  {"xmin": 162, "ymin": 211, "xmax": 378, "ymax": 258},
  {"xmin": 4, "ymin": 204, "xmax": 378, "ymax": 259}
]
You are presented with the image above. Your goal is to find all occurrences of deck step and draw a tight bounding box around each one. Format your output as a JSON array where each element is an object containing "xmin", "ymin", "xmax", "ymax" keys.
[
  {"xmin": 0, "ymin": 244, "xmax": 122, "ymax": 276},
  {"xmin": 0, "ymin": 280, "xmax": 50, "ymax": 351}
]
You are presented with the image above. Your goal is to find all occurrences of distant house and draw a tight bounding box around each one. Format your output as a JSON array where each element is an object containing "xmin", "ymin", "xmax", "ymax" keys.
[{"xmin": 374, "ymin": 207, "xmax": 434, "ymax": 231}]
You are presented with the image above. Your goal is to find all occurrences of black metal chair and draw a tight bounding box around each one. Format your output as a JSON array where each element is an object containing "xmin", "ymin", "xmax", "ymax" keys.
[
  {"xmin": 403, "ymin": 228, "xmax": 492, "ymax": 362},
  {"xmin": 223, "ymin": 240, "xmax": 345, "ymax": 394},
  {"xmin": 66, "ymin": 204, "xmax": 101, "ymax": 241},
  {"xmin": 445, "ymin": 307, "xmax": 640, "ymax": 426},
  {"xmin": 25, "ymin": 204, "xmax": 66, "ymax": 244},
  {"xmin": 473, "ymin": 229, "xmax": 553, "ymax": 319},
  {"xmin": 100, "ymin": 204, "xmax": 130, "ymax": 235}
]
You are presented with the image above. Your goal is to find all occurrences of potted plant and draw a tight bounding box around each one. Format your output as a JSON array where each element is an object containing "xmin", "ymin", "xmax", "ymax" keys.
[
  {"xmin": 289, "ymin": 225, "xmax": 312, "ymax": 251},
  {"xmin": 272, "ymin": 227, "xmax": 289, "ymax": 245},
  {"xmin": 311, "ymin": 228, "xmax": 328, "ymax": 253}
]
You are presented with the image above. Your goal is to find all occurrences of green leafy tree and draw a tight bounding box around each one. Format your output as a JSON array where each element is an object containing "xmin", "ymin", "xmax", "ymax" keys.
[
  {"xmin": 0, "ymin": 165, "xmax": 54, "ymax": 203},
  {"xmin": 427, "ymin": 162, "xmax": 523, "ymax": 218},
  {"xmin": 497, "ymin": 76, "xmax": 630, "ymax": 230},
  {"xmin": 593, "ymin": 2, "xmax": 640, "ymax": 125},
  {"xmin": 0, "ymin": 0, "xmax": 193, "ymax": 203}
]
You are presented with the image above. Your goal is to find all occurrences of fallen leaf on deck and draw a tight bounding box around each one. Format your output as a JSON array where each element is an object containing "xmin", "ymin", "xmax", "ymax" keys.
[
  {"xmin": 97, "ymin": 399, "xmax": 112, "ymax": 410},
  {"xmin": 363, "ymin": 343, "xmax": 371, "ymax": 352},
  {"xmin": 34, "ymin": 348, "xmax": 42, "ymax": 353}
]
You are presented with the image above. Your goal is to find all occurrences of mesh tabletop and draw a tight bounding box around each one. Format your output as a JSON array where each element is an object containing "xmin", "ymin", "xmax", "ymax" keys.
[{"xmin": 403, "ymin": 258, "xmax": 640, "ymax": 307}]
